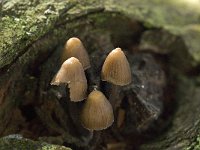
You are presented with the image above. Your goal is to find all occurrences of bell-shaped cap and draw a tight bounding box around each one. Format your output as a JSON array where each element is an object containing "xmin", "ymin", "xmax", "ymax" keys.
[
  {"xmin": 51, "ymin": 57, "xmax": 87, "ymax": 85},
  {"xmin": 51, "ymin": 57, "xmax": 87, "ymax": 102},
  {"xmin": 101, "ymin": 48, "xmax": 132, "ymax": 86},
  {"xmin": 81, "ymin": 90, "xmax": 114, "ymax": 130},
  {"xmin": 61, "ymin": 37, "xmax": 91, "ymax": 70}
]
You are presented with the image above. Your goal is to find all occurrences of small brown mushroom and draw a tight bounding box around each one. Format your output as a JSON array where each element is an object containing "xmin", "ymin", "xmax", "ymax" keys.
[
  {"xmin": 101, "ymin": 48, "xmax": 132, "ymax": 86},
  {"xmin": 51, "ymin": 57, "xmax": 87, "ymax": 85},
  {"xmin": 51, "ymin": 57, "xmax": 87, "ymax": 102},
  {"xmin": 61, "ymin": 37, "xmax": 91, "ymax": 70},
  {"xmin": 101, "ymin": 48, "xmax": 132, "ymax": 114},
  {"xmin": 81, "ymin": 90, "xmax": 114, "ymax": 130}
]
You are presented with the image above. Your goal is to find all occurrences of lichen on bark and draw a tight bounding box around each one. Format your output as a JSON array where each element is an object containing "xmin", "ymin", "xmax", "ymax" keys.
[{"xmin": 0, "ymin": 135, "xmax": 72, "ymax": 150}]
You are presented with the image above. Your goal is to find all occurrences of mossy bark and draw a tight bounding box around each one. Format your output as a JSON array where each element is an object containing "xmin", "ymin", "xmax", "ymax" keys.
[
  {"xmin": 0, "ymin": 135, "xmax": 71, "ymax": 150},
  {"xmin": 1, "ymin": 0, "xmax": 200, "ymax": 149}
]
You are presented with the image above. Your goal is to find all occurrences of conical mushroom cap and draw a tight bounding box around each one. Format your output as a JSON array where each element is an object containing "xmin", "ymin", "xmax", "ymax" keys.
[
  {"xmin": 68, "ymin": 81, "xmax": 87, "ymax": 102},
  {"xmin": 62, "ymin": 37, "xmax": 91, "ymax": 70},
  {"xmin": 51, "ymin": 57, "xmax": 87, "ymax": 102},
  {"xmin": 101, "ymin": 48, "xmax": 132, "ymax": 86},
  {"xmin": 81, "ymin": 90, "xmax": 114, "ymax": 130},
  {"xmin": 51, "ymin": 57, "xmax": 87, "ymax": 85}
]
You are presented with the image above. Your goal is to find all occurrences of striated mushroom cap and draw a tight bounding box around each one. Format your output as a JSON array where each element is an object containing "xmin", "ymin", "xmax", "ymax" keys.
[
  {"xmin": 62, "ymin": 37, "xmax": 91, "ymax": 70},
  {"xmin": 51, "ymin": 57, "xmax": 87, "ymax": 102},
  {"xmin": 68, "ymin": 81, "xmax": 87, "ymax": 102},
  {"xmin": 81, "ymin": 90, "xmax": 114, "ymax": 131},
  {"xmin": 51, "ymin": 57, "xmax": 87, "ymax": 85},
  {"xmin": 101, "ymin": 48, "xmax": 132, "ymax": 86}
]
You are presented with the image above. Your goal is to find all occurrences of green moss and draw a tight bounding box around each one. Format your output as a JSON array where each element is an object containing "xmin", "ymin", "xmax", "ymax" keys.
[
  {"xmin": 0, "ymin": 0, "xmax": 76, "ymax": 68},
  {"xmin": 105, "ymin": 0, "xmax": 200, "ymax": 27},
  {"xmin": 0, "ymin": 136, "xmax": 72, "ymax": 150},
  {"xmin": 186, "ymin": 135, "xmax": 200, "ymax": 150},
  {"xmin": 1, "ymin": 0, "xmax": 200, "ymax": 69}
]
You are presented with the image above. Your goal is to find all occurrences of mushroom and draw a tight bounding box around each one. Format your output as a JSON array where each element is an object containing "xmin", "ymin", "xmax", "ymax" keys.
[
  {"xmin": 101, "ymin": 48, "xmax": 132, "ymax": 86},
  {"xmin": 81, "ymin": 90, "xmax": 114, "ymax": 131},
  {"xmin": 51, "ymin": 57, "xmax": 87, "ymax": 102},
  {"xmin": 61, "ymin": 37, "xmax": 91, "ymax": 70},
  {"xmin": 101, "ymin": 48, "xmax": 132, "ymax": 108}
]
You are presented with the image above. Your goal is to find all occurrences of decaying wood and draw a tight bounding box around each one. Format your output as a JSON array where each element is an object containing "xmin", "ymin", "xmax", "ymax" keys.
[{"xmin": 1, "ymin": 0, "xmax": 200, "ymax": 149}]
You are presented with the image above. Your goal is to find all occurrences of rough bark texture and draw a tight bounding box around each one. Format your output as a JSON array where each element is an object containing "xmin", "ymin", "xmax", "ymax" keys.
[
  {"xmin": 0, "ymin": 135, "xmax": 71, "ymax": 150},
  {"xmin": 1, "ymin": 0, "xmax": 200, "ymax": 149}
]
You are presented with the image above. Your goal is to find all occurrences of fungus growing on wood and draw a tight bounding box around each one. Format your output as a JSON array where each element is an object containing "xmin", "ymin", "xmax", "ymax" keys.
[
  {"xmin": 101, "ymin": 48, "xmax": 132, "ymax": 86},
  {"xmin": 101, "ymin": 48, "xmax": 132, "ymax": 109},
  {"xmin": 61, "ymin": 37, "xmax": 91, "ymax": 70},
  {"xmin": 51, "ymin": 57, "xmax": 87, "ymax": 102},
  {"xmin": 81, "ymin": 90, "xmax": 114, "ymax": 131}
]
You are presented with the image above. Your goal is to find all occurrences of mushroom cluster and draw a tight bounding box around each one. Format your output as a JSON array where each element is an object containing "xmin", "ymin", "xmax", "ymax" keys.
[{"xmin": 51, "ymin": 37, "xmax": 132, "ymax": 131}]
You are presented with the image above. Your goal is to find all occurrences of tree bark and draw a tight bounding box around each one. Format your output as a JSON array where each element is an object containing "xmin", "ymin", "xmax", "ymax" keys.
[{"xmin": 1, "ymin": 0, "xmax": 200, "ymax": 149}]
